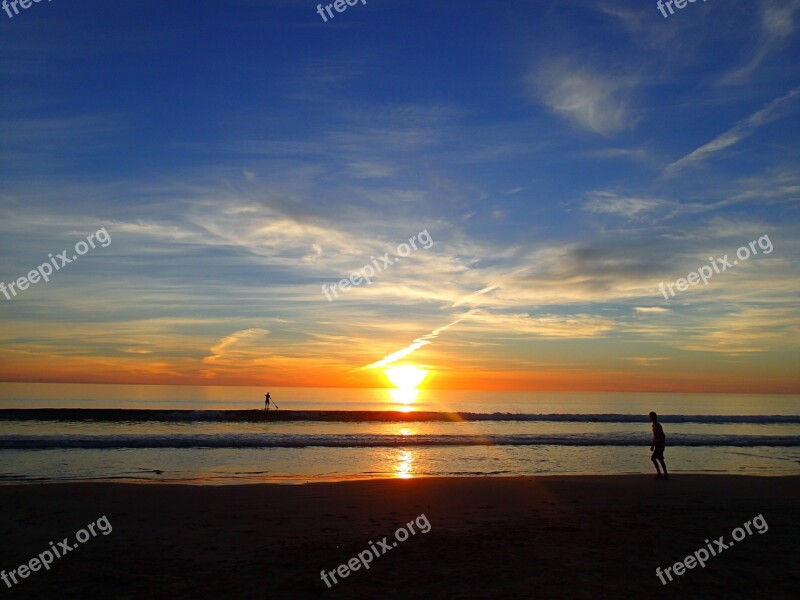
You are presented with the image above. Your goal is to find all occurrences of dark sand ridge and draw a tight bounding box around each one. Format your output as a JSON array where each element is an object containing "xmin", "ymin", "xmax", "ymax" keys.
[{"xmin": 0, "ymin": 475, "xmax": 797, "ymax": 599}]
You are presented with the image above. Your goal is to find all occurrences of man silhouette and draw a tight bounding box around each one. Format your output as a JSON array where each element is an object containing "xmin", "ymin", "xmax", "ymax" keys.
[
  {"xmin": 264, "ymin": 392, "xmax": 271, "ymax": 411},
  {"xmin": 649, "ymin": 411, "xmax": 668, "ymax": 479}
]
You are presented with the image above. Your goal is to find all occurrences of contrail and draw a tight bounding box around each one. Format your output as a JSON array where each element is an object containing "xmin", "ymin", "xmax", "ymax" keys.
[
  {"xmin": 364, "ymin": 313, "xmax": 473, "ymax": 369},
  {"xmin": 364, "ymin": 264, "xmax": 530, "ymax": 369}
]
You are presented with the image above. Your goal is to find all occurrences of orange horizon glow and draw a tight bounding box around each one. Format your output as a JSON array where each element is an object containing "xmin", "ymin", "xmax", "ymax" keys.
[{"xmin": 0, "ymin": 354, "xmax": 798, "ymax": 394}]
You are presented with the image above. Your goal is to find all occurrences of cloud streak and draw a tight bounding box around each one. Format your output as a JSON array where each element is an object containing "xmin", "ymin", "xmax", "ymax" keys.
[
  {"xmin": 665, "ymin": 86, "xmax": 800, "ymax": 175},
  {"xmin": 723, "ymin": 0, "xmax": 800, "ymax": 84}
]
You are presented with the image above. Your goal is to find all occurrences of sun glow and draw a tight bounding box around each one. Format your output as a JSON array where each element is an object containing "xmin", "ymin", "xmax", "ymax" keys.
[{"xmin": 384, "ymin": 365, "xmax": 428, "ymax": 389}]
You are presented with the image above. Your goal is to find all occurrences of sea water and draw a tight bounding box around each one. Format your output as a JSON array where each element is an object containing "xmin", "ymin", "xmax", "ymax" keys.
[{"xmin": 0, "ymin": 384, "xmax": 798, "ymax": 483}]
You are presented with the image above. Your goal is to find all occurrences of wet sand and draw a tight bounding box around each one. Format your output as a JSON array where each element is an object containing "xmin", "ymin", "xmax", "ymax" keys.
[{"xmin": 0, "ymin": 475, "xmax": 797, "ymax": 599}]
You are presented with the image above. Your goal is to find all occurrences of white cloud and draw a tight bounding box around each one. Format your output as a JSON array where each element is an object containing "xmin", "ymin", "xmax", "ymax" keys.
[
  {"xmin": 584, "ymin": 192, "xmax": 668, "ymax": 219},
  {"xmin": 461, "ymin": 310, "xmax": 615, "ymax": 338},
  {"xmin": 533, "ymin": 62, "xmax": 637, "ymax": 134},
  {"xmin": 347, "ymin": 161, "xmax": 397, "ymax": 179}
]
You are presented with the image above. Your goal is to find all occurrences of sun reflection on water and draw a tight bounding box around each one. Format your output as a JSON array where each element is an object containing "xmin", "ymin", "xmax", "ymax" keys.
[
  {"xmin": 395, "ymin": 449, "xmax": 415, "ymax": 479},
  {"xmin": 387, "ymin": 387, "xmax": 419, "ymax": 411}
]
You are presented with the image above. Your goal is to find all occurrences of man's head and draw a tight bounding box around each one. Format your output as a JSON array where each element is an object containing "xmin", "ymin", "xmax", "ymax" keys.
[{"xmin": 649, "ymin": 411, "xmax": 658, "ymax": 423}]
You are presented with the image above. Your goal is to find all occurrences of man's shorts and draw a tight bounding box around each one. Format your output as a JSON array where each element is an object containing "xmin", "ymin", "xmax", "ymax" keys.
[{"xmin": 651, "ymin": 444, "xmax": 665, "ymax": 460}]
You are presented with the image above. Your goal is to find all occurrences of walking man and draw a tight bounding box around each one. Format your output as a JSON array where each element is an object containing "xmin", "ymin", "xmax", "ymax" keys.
[{"xmin": 649, "ymin": 411, "xmax": 668, "ymax": 479}]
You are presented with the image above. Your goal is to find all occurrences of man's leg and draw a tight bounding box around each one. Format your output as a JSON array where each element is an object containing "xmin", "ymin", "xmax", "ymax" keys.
[
  {"xmin": 650, "ymin": 455, "xmax": 662, "ymax": 479},
  {"xmin": 659, "ymin": 458, "xmax": 669, "ymax": 479},
  {"xmin": 651, "ymin": 456, "xmax": 662, "ymax": 477}
]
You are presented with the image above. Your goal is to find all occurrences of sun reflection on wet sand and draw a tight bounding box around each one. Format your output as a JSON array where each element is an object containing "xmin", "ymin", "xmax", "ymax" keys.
[{"xmin": 394, "ymin": 449, "xmax": 415, "ymax": 479}]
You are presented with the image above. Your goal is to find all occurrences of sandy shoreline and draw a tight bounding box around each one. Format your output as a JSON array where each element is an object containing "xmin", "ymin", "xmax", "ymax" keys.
[{"xmin": 0, "ymin": 475, "xmax": 797, "ymax": 599}]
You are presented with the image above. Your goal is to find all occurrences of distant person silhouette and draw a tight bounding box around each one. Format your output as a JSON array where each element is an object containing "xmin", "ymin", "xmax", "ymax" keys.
[
  {"xmin": 649, "ymin": 411, "xmax": 668, "ymax": 479},
  {"xmin": 264, "ymin": 392, "xmax": 271, "ymax": 411}
]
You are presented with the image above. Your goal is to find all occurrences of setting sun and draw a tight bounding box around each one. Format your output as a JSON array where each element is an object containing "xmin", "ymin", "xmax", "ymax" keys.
[{"xmin": 384, "ymin": 365, "xmax": 428, "ymax": 389}]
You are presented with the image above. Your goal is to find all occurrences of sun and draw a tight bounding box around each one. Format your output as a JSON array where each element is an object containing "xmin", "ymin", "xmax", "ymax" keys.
[{"xmin": 384, "ymin": 365, "xmax": 428, "ymax": 389}]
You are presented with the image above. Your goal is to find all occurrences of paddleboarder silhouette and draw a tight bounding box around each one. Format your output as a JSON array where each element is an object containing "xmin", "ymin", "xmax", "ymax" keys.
[{"xmin": 264, "ymin": 392, "xmax": 278, "ymax": 410}]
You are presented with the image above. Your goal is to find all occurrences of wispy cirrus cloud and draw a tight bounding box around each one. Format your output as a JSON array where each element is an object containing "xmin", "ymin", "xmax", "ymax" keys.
[
  {"xmin": 584, "ymin": 147, "xmax": 647, "ymax": 161},
  {"xmin": 460, "ymin": 310, "xmax": 615, "ymax": 338},
  {"xmin": 677, "ymin": 308, "xmax": 800, "ymax": 354},
  {"xmin": 665, "ymin": 86, "xmax": 800, "ymax": 175},
  {"xmin": 203, "ymin": 328, "xmax": 270, "ymax": 365},
  {"xmin": 723, "ymin": 0, "xmax": 800, "ymax": 84}
]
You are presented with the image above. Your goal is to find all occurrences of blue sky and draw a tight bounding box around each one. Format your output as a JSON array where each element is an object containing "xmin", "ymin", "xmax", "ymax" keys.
[{"xmin": 1, "ymin": 0, "xmax": 798, "ymax": 391}]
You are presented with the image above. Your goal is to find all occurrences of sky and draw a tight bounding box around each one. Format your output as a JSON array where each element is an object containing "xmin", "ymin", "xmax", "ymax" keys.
[{"xmin": 0, "ymin": 0, "xmax": 798, "ymax": 393}]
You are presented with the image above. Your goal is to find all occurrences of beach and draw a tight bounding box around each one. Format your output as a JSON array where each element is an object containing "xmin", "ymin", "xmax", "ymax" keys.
[{"xmin": 1, "ymin": 475, "xmax": 797, "ymax": 599}]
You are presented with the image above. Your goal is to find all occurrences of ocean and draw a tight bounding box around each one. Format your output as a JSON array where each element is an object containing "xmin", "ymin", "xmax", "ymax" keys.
[{"xmin": 1, "ymin": 383, "xmax": 798, "ymax": 483}]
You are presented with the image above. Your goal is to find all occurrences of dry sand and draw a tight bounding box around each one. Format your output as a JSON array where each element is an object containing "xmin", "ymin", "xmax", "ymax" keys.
[{"xmin": 0, "ymin": 475, "xmax": 797, "ymax": 599}]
